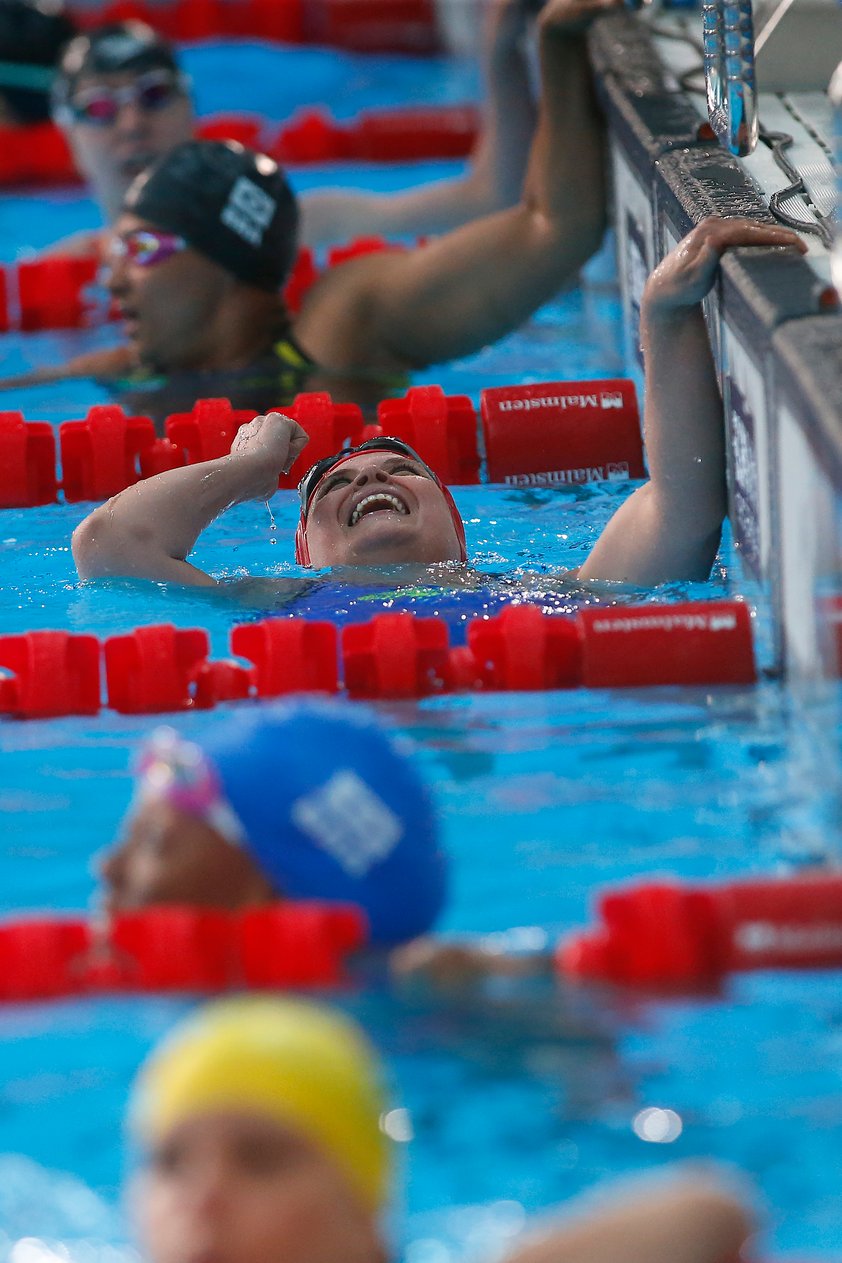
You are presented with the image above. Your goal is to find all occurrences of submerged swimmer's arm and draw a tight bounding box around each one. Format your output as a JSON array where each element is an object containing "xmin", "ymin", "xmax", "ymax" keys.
[
  {"xmin": 500, "ymin": 1170, "xmax": 754, "ymax": 1263},
  {"xmin": 296, "ymin": 0, "xmax": 615, "ymax": 371},
  {"xmin": 578, "ymin": 218, "xmax": 807, "ymax": 586},
  {"xmin": 0, "ymin": 345, "xmax": 135, "ymax": 392},
  {"xmin": 390, "ymin": 935, "xmax": 555, "ymax": 995},
  {"xmin": 298, "ymin": 0, "xmax": 537, "ymax": 247},
  {"xmin": 72, "ymin": 412, "xmax": 308, "ymax": 584}
]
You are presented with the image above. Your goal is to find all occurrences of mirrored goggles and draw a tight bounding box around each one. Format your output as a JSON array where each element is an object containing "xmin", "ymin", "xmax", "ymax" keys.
[
  {"xmin": 109, "ymin": 228, "xmax": 188, "ymax": 269},
  {"xmin": 68, "ymin": 69, "xmax": 186, "ymax": 126},
  {"xmin": 297, "ymin": 437, "xmax": 432, "ymax": 517}
]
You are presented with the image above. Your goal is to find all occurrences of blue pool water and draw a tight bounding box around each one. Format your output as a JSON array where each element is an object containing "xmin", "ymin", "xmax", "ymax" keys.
[{"xmin": 0, "ymin": 35, "xmax": 841, "ymax": 1263}]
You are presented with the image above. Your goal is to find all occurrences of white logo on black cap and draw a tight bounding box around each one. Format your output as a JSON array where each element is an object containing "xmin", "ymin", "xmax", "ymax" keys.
[
  {"xmin": 221, "ymin": 176, "xmax": 275, "ymax": 248},
  {"xmin": 290, "ymin": 770, "xmax": 403, "ymax": 876}
]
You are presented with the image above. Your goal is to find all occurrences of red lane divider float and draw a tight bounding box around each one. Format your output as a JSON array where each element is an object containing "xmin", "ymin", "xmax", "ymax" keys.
[
  {"xmin": 0, "ymin": 411, "xmax": 57, "ymax": 508},
  {"xmin": 0, "ymin": 377, "xmax": 643, "ymax": 506},
  {"xmin": 481, "ymin": 379, "xmax": 645, "ymax": 487},
  {"xmin": 0, "ymin": 100, "xmax": 476, "ymax": 189},
  {"xmin": 231, "ymin": 619, "xmax": 339, "ymax": 697},
  {"xmin": 0, "ymin": 601, "xmax": 757, "ymax": 720},
  {"xmin": 0, "ymin": 630, "xmax": 100, "ymax": 718},
  {"xmin": 0, "ymin": 901, "xmax": 368, "ymax": 1002},
  {"xmin": 273, "ymin": 105, "xmax": 479, "ymax": 164},
  {"xmin": 558, "ymin": 872, "xmax": 842, "ymax": 989},
  {"xmin": 65, "ymin": 0, "xmax": 441, "ymax": 52},
  {"xmin": 104, "ymin": 624, "xmax": 211, "ymax": 714},
  {"xmin": 0, "ymin": 233, "xmax": 410, "ymax": 332}
]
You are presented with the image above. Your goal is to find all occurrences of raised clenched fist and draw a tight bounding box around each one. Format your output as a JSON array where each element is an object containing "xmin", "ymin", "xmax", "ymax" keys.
[{"xmin": 230, "ymin": 412, "xmax": 310, "ymax": 500}]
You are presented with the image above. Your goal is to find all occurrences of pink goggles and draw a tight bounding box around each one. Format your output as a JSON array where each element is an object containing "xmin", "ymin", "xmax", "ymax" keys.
[
  {"xmin": 135, "ymin": 728, "xmax": 244, "ymax": 844},
  {"xmin": 109, "ymin": 228, "xmax": 188, "ymax": 269}
]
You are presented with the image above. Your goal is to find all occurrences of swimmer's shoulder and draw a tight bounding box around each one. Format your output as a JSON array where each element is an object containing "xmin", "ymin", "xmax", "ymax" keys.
[{"xmin": 293, "ymin": 250, "xmax": 412, "ymax": 374}]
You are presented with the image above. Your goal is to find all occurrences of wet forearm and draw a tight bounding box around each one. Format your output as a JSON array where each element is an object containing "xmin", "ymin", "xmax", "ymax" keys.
[
  {"xmin": 640, "ymin": 304, "xmax": 726, "ymax": 513},
  {"xmin": 72, "ymin": 454, "xmax": 263, "ymax": 579},
  {"xmin": 578, "ymin": 304, "xmax": 726, "ymax": 585},
  {"xmin": 522, "ymin": 23, "xmax": 606, "ymax": 254}
]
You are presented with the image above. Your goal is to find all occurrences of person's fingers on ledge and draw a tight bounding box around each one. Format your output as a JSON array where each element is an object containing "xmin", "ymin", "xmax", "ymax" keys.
[{"xmin": 691, "ymin": 216, "xmax": 807, "ymax": 253}]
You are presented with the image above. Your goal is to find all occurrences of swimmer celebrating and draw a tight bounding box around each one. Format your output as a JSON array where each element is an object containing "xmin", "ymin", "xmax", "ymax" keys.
[
  {"xmin": 128, "ymin": 994, "xmax": 756, "ymax": 1263},
  {"xmin": 74, "ymin": 425, "xmax": 467, "ymax": 584},
  {"xmin": 42, "ymin": 0, "xmax": 538, "ymax": 257},
  {"xmin": 72, "ymin": 216, "xmax": 806, "ymax": 589},
  {"xmin": 13, "ymin": 0, "xmax": 614, "ymax": 418}
]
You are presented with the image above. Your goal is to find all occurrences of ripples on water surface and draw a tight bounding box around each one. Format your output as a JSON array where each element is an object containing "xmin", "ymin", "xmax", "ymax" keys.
[{"xmin": 0, "ymin": 35, "xmax": 841, "ymax": 1263}]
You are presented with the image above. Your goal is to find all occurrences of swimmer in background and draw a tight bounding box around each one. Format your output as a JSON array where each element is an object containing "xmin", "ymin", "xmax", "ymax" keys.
[
  {"xmin": 6, "ymin": 0, "xmax": 614, "ymax": 418},
  {"xmin": 0, "ymin": 0, "xmax": 75, "ymax": 126},
  {"xmin": 71, "ymin": 216, "xmax": 806, "ymax": 591},
  {"xmin": 127, "ymin": 993, "xmax": 756, "ymax": 1263},
  {"xmin": 101, "ymin": 701, "xmax": 446, "ymax": 951},
  {"xmin": 42, "ymin": 0, "xmax": 538, "ymax": 257}
]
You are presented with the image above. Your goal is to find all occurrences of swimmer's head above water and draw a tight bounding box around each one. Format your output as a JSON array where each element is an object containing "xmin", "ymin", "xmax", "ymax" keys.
[
  {"xmin": 101, "ymin": 701, "xmax": 446, "ymax": 945},
  {"xmin": 295, "ymin": 436, "xmax": 467, "ymax": 568},
  {"xmin": 130, "ymin": 994, "xmax": 390, "ymax": 1263},
  {"xmin": 52, "ymin": 21, "xmax": 193, "ymax": 216},
  {"xmin": 71, "ymin": 412, "xmax": 470, "ymax": 588},
  {"xmin": 128, "ymin": 999, "xmax": 756, "ymax": 1263},
  {"xmin": 107, "ymin": 141, "xmax": 298, "ymax": 374}
]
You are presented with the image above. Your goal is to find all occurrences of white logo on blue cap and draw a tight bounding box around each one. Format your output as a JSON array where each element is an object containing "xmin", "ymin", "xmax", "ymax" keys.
[
  {"xmin": 221, "ymin": 176, "xmax": 275, "ymax": 248},
  {"xmin": 290, "ymin": 771, "xmax": 402, "ymax": 877}
]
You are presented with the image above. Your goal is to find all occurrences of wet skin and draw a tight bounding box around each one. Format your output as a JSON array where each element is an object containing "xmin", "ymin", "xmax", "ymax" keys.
[
  {"xmin": 64, "ymin": 69, "xmax": 193, "ymax": 209},
  {"xmin": 137, "ymin": 1111, "xmax": 385, "ymax": 1263},
  {"xmin": 304, "ymin": 451, "xmax": 463, "ymax": 568},
  {"xmin": 107, "ymin": 213, "xmax": 249, "ymax": 373},
  {"xmin": 99, "ymin": 800, "xmax": 273, "ymax": 915}
]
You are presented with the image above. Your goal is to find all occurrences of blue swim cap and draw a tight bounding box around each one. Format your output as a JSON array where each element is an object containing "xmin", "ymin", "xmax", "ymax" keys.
[{"xmin": 199, "ymin": 701, "xmax": 446, "ymax": 946}]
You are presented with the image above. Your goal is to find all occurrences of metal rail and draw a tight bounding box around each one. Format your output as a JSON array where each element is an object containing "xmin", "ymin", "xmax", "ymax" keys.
[{"xmin": 702, "ymin": 0, "xmax": 759, "ymax": 155}]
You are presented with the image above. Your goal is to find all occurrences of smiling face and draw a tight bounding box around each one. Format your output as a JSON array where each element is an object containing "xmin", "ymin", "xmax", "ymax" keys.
[
  {"xmin": 107, "ymin": 213, "xmax": 237, "ymax": 372},
  {"xmin": 303, "ymin": 451, "xmax": 464, "ymax": 568},
  {"xmin": 99, "ymin": 799, "xmax": 274, "ymax": 915},
  {"xmin": 136, "ymin": 1111, "xmax": 385, "ymax": 1263},
  {"xmin": 62, "ymin": 68, "xmax": 193, "ymax": 216}
]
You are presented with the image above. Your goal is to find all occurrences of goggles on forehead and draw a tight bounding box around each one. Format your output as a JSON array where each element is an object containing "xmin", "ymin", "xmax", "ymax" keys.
[
  {"xmin": 294, "ymin": 436, "xmax": 468, "ymax": 567},
  {"xmin": 109, "ymin": 227, "xmax": 188, "ymax": 269},
  {"xmin": 297, "ymin": 437, "xmax": 431, "ymax": 517},
  {"xmin": 135, "ymin": 728, "xmax": 245, "ymax": 845},
  {"xmin": 67, "ymin": 68, "xmax": 186, "ymax": 126}
]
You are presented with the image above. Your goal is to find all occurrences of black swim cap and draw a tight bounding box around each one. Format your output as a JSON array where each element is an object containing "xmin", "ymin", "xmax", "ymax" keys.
[
  {"xmin": 52, "ymin": 19, "xmax": 181, "ymax": 113},
  {"xmin": 124, "ymin": 139, "xmax": 299, "ymax": 292},
  {"xmin": 0, "ymin": 0, "xmax": 76, "ymax": 124}
]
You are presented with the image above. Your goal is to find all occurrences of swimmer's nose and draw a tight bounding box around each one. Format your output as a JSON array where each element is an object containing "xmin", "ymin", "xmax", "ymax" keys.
[
  {"xmin": 106, "ymin": 249, "xmax": 129, "ymax": 297},
  {"xmin": 98, "ymin": 842, "xmax": 126, "ymax": 897},
  {"xmin": 114, "ymin": 99, "xmax": 147, "ymax": 138},
  {"xmin": 181, "ymin": 1155, "xmax": 231, "ymax": 1220},
  {"xmin": 351, "ymin": 462, "xmax": 391, "ymax": 487}
]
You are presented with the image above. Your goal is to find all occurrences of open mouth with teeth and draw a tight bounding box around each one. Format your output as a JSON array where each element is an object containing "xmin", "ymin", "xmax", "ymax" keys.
[{"xmin": 349, "ymin": 492, "xmax": 410, "ymax": 528}]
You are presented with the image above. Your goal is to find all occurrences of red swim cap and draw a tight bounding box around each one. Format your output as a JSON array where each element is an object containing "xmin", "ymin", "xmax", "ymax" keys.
[{"xmin": 294, "ymin": 445, "xmax": 467, "ymax": 567}]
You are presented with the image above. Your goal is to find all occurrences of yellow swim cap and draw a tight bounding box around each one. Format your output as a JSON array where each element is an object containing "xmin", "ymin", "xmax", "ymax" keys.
[{"xmin": 130, "ymin": 996, "xmax": 391, "ymax": 1212}]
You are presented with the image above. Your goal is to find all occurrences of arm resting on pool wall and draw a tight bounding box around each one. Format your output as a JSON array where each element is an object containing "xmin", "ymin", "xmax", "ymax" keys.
[
  {"xmin": 295, "ymin": 0, "xmax": 616, "ymax": 373},
  {"xmin": 298, "ymin": 0, "xmax": 539, "ymax": 247},
  {"xmin": 577, "ymin": 218, "xmax": 808, "ymax": 586},
  {"xmin": 71, "ymin": 413, "xmax": 308, "ymax": 584},
  {"xmin": 500, "ymin": 1169, "xmax": 755, "ymax": 1263}
]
